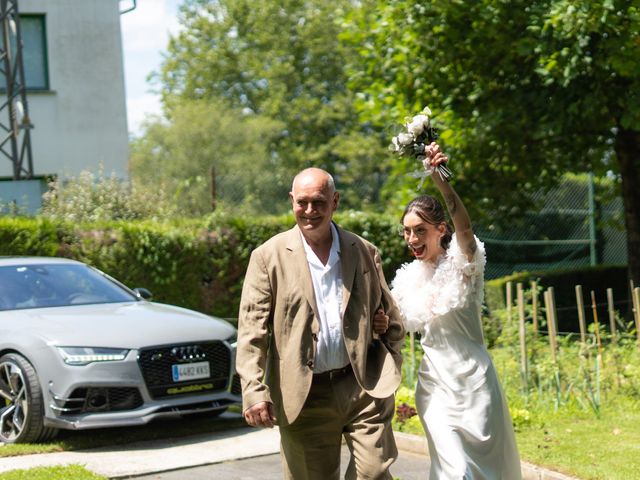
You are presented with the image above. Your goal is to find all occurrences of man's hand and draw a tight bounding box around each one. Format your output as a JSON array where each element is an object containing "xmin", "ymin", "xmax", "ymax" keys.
[
  {"xmin": 243, "ymin": 401, "xmax": 277, "ymax": 428},
  {"xmin": 373, "ymin": 308, "xmax": 390, "ymax": 335}
]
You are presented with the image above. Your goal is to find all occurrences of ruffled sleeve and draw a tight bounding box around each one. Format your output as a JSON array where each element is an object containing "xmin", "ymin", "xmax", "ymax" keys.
[
  {"xmin": 434, "ymin": 234, "xmax": 486, "ymax": 314},
  {"xmin": 391, "ymin": 234, "xmax": 486, "ymax": 331},
  {"xmin": 448, "ymin": 233, "xmax": 486, "ymax": 280},
  {"xmin": 391, "ymin": 260, "xmax": 433, "ymax": 333}
]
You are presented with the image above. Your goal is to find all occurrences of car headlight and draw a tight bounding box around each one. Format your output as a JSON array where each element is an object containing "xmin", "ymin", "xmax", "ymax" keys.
[{"xmin": 57, "ymin": 347, "xmax": 129, "ymax": 366}]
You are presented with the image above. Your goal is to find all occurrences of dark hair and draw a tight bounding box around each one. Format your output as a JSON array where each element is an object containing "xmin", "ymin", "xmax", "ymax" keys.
[{"xmin": 401, "ymin": 195, "xmax": 453, "ymax": 250}]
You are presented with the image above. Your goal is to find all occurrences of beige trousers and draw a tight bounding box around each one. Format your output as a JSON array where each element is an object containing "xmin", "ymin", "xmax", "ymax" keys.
[{"xmin": 279, "ymin": 367, "xmax": 397, "ymax": 480}]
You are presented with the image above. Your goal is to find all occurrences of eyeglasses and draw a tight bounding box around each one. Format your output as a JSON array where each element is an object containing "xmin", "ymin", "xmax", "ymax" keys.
[{"xmin": 398, "ymin": 225, "xmax": 428, "ymax": 238}]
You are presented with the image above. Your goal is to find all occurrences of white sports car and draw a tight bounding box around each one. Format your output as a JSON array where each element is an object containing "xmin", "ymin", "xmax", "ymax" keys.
[{"xmin": 0, "ymin": 256, "xmax": 241, "ymax": 444}]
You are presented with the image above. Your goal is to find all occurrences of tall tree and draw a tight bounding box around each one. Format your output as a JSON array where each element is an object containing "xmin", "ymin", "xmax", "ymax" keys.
[
  {"xmin": 129, "ymin": 99, "xmax": 286, "ymax": 215},
  {"xmin": 344, "ymin": 0, "xmax": 640, "ymax": 282},
  {"xmin": 156, "ymin": 0, "xmax": 388, "ymax": 208}
]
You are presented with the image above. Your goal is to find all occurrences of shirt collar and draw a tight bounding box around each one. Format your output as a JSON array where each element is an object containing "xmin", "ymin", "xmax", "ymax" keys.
[{"xmin": 300, "ymin": 222, "xmax": 341, "ymax": 267}]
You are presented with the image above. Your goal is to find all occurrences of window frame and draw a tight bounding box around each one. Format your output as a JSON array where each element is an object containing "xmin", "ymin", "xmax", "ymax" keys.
[{"xmin": 19, "ymin": 13, "xmax": 50, "ymax": 91}]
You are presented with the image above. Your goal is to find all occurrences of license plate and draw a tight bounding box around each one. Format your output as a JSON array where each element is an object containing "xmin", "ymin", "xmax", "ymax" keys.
[{"xmin": 171, "ymin": 361, "xmax": 210, "ymax": 382}]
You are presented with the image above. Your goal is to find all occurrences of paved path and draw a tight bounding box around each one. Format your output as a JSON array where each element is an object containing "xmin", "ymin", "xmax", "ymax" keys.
[
  {"xmin": 126, "ymin": 448, "xmax": 430, "ymax": 480},
  {"xmin": 0, "ymin": 425, "xmax": 429, "ymax": 480},
  {"xmin": 0, "ymin": 425, "xmax": 280, "ymax": 478},
  {"xmin": 0, "ymin": 413, "xmax": 578, "ymax": 480}
]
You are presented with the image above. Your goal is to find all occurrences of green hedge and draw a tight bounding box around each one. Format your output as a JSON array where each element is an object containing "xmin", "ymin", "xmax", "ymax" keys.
[
  {"xmin": 0, "ymin": 213, "xmax": 411, "ymax": 318},
  {"xmin": 5, "ymin": 216, "xmax": 627, "ymax": 329},
  {"xmin": 485, "ymin": 264, "xmax": 630, "ymax": 333}
]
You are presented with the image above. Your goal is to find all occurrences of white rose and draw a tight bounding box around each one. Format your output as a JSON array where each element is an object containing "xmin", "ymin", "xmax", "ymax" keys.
[
  {"xmin": 397, "ymin": 132, "xmax": 414, "ymax": 145},
  {"xmin": 407, "ymin": 114, "xmax": 430, "ymax": 136},
  {"xmin": 389, "ymin": 136, "xmax": 401, "ymax": 152}
]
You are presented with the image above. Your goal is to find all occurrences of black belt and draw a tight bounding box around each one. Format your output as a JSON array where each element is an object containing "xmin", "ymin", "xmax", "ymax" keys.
[{"xmin": 312, "ymin": 363, "xmax": 352, "ymax": 382}]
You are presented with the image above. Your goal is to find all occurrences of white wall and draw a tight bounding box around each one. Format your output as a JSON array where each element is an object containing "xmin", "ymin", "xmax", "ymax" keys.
[{"xmin": 0, "ymin": 0, "xmax": 129, "ymax": 179}]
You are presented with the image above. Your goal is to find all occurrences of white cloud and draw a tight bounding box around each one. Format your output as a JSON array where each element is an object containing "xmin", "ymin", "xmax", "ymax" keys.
[{"xmin": 121, "ymin": 0, "xmax": 182, "ymax": 136}]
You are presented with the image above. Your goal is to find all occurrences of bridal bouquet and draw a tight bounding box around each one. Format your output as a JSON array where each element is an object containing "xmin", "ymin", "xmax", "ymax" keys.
[{"xmin": 389, "ymin": 106, "xmax": 453, "ymax": 185}]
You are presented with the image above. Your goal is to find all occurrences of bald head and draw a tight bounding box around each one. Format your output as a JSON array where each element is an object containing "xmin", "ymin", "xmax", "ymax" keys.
[
  {"xmin": 291, "ymin": 168, "xmax": 335, "ymax": 195},
  {"xmin": 289, "ymin": 168, "xmax": 339, "ymax": 244}
]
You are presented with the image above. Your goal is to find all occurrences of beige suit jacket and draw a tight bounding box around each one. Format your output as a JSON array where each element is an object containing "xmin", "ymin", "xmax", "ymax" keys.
[{"xmin": 236, "ymin": 224, "xmax": 405, "ymax": 426}]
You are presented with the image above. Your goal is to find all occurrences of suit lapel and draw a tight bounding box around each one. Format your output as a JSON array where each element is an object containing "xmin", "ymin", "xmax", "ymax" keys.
[
  {"xmin": 285, "ymin": 226, "xmax": 320, "ymax": 321},
  {"xmin": 338, "ymin": 226, "xmax": 356, "ymax": 318}
]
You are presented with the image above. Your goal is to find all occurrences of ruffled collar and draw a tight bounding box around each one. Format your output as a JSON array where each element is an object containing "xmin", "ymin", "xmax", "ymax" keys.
[{"xmin": 390, "ymin": 234, "xmax": 486, "ymax": 333}]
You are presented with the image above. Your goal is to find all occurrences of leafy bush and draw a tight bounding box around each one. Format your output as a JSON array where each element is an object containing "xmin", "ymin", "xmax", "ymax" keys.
[
  {"xmin": 0, "ymin": 212, "xmax": 409, "ymax": 318},
  {"xmin": 393, "ymin": 386, "xmax": 423, "ymax": 434},
  {"xmin": 41, "ymin": 167, "xmax": 178, "ymax": 222}
]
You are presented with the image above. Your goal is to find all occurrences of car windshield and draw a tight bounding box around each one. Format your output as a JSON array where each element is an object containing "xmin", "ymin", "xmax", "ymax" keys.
[{"xmin": 0, "ymin": 263, "xmax": 138, "ymax": 311}]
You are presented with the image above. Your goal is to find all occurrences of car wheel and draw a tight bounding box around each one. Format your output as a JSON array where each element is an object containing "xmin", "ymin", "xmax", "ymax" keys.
[{"xmin": 0, "ymin": 353, "xmax": 58, "ymax": 443}]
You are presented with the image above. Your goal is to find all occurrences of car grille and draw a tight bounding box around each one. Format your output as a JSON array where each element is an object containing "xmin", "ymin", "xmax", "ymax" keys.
[
  {"xmin": 138, "ymin": 341, "xmax": 231, "ymax": 399},
  {"xmin": 231, "ymin": 373, "xmax": 242, "ymax": 395},
  {"xmin": 58, "ymin": 387, "xmax": 143, "ymax": 414}
]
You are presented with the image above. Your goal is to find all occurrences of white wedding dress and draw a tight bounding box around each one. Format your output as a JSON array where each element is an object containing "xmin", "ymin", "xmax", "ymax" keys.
[{"xmin": 391, "ymin": 234, "xmax": 521, "ymax": 480}]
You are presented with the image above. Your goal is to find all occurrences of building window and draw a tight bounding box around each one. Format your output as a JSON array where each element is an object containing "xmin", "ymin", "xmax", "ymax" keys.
[
  {"xmin": 21, "ymin": 15, "xmax": 48, "ymax": 90},
  {"xmin": 0, "ymin": 14, "xmax": 48, "ymax": 91}
]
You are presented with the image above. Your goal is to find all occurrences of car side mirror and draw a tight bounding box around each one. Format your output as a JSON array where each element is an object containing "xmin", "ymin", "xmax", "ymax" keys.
[{"xmin": 133, "ymin": 288, "xmax": 153, "ymax": 300}]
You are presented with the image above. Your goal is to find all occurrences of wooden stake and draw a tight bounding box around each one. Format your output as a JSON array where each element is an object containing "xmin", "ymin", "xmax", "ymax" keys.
[
  {"xmin": 517, "ymin": 283, "xmax": 528, "ymax": 390},
  {"xmin": 575, "ymin": 285, "xmax": 587, "ymax": 345},
  {"xmin": 506, "ymin": 281, "xmax": 513, "ymax": 324},
  {"xmin": 607, "ymin": 288, "xmax": 617, "ymax": 344},
  {"xmin": 409, "ymin": 331, "xmax": 416, "ymax": 385},
  {"xmin": 531, "ymin": 281, "xmax": 539, "ymax": 339},
  {"xmin": 634, "ymin": 287, "xmax": 640, "ymax": 349},
  {"xmin": 631, "ymin": 280, "xmax": 636, "ymax": 322},
  {"xmin": 544, "ymin": 289, "xmax": 557, "ymax": 363},
  {"xmin": 209, "ymin": 165, "xmax": 217, "ymax": 212},
  {"xmin": 590, "ymin": 290, "xmax": 603, "ymax": 367}
]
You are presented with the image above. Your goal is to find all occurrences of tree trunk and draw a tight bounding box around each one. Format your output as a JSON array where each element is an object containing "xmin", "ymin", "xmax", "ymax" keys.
[{"xmin": 615, "ymin": 127, "xmax": 640, "ymax": 284}]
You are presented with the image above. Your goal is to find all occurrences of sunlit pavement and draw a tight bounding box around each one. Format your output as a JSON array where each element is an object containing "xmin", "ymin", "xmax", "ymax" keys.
[
  {"xmin": 0, "ymin": 412, "xmax": 578, "ymax": 480},
  {"xmin": 125, "ymin": 445, "xmax": 430, "ymax": 480}
]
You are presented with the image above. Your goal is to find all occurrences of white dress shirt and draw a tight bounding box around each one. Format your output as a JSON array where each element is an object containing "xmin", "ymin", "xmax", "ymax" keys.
[{"xmin": 301, "ymin": 223, "xmax": 349, "ymax": 373}]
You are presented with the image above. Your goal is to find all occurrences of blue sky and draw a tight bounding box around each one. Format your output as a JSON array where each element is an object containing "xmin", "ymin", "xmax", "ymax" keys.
[{"xmin": 120, "ymin": 0, "xmax": 182, "ymax": 136}]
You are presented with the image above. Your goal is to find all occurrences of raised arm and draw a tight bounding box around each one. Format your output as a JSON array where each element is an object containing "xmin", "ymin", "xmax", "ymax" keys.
[{"xmin": 424, "ymin": 142, "xmax": 477, "ymax": 260}]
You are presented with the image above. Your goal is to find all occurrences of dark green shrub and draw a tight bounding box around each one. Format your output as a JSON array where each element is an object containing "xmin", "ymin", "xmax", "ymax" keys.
[
  {"xmin": 5, "ymin": 216, "xmax": 626, "ymax": 332},
  {"xmin": 0, "ymin": 213, "xmax": 410, "ymax": 319},
  {"xmin": 0, "ymin": 217, "xmax": 62, "ymax": 256}
]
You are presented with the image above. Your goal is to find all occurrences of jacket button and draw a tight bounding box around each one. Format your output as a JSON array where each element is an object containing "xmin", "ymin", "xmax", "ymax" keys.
[
  {"xmin": 307, "ymin": 360, "xmax": 314, "ymax": 368},
  {"xmin": 312, "ymin": 333, "xmax": 318, "ymax": 341}
]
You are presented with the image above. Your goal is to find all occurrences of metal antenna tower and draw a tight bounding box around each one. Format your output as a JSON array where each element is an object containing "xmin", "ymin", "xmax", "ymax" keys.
[{"xmin": 0, "ymin": 0, "xmax": 33, "ymax": 180}]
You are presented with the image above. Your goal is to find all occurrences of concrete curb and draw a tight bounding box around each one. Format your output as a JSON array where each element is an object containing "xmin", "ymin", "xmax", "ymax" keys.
[{"xmin": 393, "ymin": 431, "xmax": 580, "ymax": 480}]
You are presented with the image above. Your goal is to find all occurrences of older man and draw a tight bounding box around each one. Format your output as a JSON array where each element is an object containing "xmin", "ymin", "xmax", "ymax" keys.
[{"xmin": 236, "ymin": 167, "xmax": 405, "ymax": 479}]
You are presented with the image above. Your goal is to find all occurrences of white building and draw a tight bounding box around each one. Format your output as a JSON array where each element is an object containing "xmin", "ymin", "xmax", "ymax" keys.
[{"xmin": 0, "ymin": 0, "xmax": 129, "ymax": 211}]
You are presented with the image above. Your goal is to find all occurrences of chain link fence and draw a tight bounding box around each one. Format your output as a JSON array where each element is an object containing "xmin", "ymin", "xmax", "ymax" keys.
[
  {"xmin": 214, "ymin": 171, "xmax": 626, "ymax": 281},
  {"xmin": 475, "ymin": 174, "xmax": 626, "ymax": 279}
]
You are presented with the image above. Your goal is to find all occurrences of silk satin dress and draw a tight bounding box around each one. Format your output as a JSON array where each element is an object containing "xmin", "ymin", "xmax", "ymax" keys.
[{"xmin": 391, "ymin": 234, "xmax": 521, "ymax": 480}]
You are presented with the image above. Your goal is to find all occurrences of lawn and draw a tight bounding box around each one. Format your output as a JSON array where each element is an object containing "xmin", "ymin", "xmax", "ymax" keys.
[
  {"xmin": 0, "ymin": 465, "xmax": 106, "ymax": 480},
  {"xmin": 394, "ymin": 332, "xmax": 640, "ymax": 480},
  {"xmin": 514, "ymin": 400, "xmax": 640, "ymax": 480}
]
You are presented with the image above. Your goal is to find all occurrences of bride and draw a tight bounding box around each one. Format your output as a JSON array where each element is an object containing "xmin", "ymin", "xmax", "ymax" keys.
[{"xmin": 390, "ymin": 142, "xmax": 522, "ymax": 479}]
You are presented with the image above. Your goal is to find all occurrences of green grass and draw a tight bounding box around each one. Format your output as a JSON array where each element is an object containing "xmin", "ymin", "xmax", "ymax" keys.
[
  {"xmin": 514, "ymin": 398, "xmax": 640, "ymax": 480},
  {"xmin": 396, "ymin": 333, "xmax": 640, "ymax": 480},
  {"xmin": 0, "ymin": 408, "xmax": 246, "ymax": 458},
  {"xmin": 0, "ymin": 465, "xmax": 106, "ymax": 480}
]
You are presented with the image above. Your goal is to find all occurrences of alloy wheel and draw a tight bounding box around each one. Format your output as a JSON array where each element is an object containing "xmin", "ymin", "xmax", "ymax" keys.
[{"xmin": 0, "ymin": 359, "xmax": 28, "ymax": 442}]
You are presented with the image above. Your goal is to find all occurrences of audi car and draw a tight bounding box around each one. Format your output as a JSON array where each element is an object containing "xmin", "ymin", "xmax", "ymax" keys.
[{"xmin": 0, "ymin": 256, "xmax": 241, "ymax": 444}]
